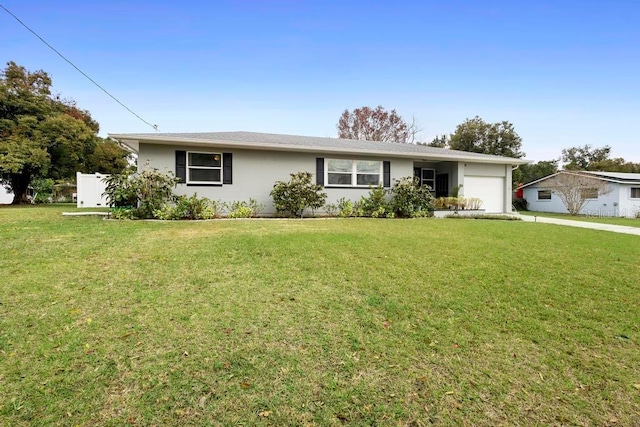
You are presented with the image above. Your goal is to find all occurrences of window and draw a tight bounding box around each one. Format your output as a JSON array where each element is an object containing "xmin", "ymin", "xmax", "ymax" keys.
[
  {"xmin": 537, "ymin": 190, "xmax": 551, "ymax": 200},
  {"xmin": 581, "ymin": 188, "xmax": 598, "ymax": 199},
  {"xmin": 631, "ymin": 188, "xmax": 640, "ymax": 199},
  {"xmin": 326, "ymin": 159, "xmax": 382, "ymax": 187},
  {"xmin": 188, "ymin": 152, "xmax": 222, "ymax": 184},
  {"xmin": 421, "ymin": 168, "xmax": 435, "ymax": 189}
]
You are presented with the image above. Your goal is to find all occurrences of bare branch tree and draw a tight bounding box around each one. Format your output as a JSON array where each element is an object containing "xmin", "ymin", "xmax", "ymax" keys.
[
  {"xmin": 406, "ymin": 115, "xmax": 422, "ymax": 144},
  {"xmin": 538, "ymin": 171, "xmax": 612, "ymax": 215},
  {"xmin": 337, "ymin": 106, "xmax": 410, "ymax": 143}
]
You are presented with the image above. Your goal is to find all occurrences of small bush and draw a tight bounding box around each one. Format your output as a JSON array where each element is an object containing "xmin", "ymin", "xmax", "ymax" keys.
[
  {"xmin": 225, "ymin": 198, "xmax": 264, "ymax": 218},
  {"xmin": 359, "ymin": 185, "xmax": 391, "ymax": 217},
  {"xmin": 154, "ymin": 194, "xmax": 221, "ymax": 220},
  {"xmin": 32, "ymin": 178, "xmax": 54, "ymax": 204},
  {"xmin": 513, "ymin": 197, "xmax": 528, "ymax": 211},
  {"xmin": 337, "ymin": 198, "xmax": 354, "ymax": 218},
  {"xmin": 227, "ymin": 206, "xmax": 253, "ymax": 219},
  {"xmin": 324, "ymin": 202, "xmax": 339, "ymax": 217},
  {"xmin": 390, "ymin": 177, "xmax": 434, "ymax": 218},
  {"xmin": 271, "ymin": 172, "xmax": 327, "ymax": 218},
  {"xmin": 109, "ymin": 207, "xmax": 136, "ymax": 220},
  {"xmin": 465, "ymin": 197, "xmax": 483, "ymax": 210},
  {"xmin": 104, "ymin": 162, "xmax": 180, "ymax": 219}
]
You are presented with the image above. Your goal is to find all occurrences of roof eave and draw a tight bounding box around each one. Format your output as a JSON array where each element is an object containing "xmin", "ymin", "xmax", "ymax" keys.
[{"xmin": 108, "ymin": 134, "xmax": 529, "ymax": 165}]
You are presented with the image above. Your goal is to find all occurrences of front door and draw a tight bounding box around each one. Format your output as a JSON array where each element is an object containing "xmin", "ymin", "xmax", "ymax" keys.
[{"xmin": 436, "ymin": 173, "xmax": 449, "ymax": 198}]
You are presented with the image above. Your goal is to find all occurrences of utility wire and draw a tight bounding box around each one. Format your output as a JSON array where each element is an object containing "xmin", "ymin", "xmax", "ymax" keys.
[{"xmin": 0, "ymin": 3, "xmax": 158, "ymax": 131}]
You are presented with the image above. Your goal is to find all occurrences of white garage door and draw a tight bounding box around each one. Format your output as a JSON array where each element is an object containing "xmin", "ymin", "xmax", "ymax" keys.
[{"xmin": 463, "ymin": 176, "xmax": 505, "ymax": 213}]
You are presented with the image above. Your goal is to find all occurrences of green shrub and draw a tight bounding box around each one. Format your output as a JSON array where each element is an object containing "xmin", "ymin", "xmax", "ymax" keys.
[
  {"xmin": 359, "ymin": 185, "xmax": 391, "ymax": 217},
  {"xmin": 513, "ymin": 197, "xmax": 528, "ymax": 211},
  {"xmin": 109, "ymin": 207, "xmax": 136, "ymax": 220},
  {"xmin": 103, "ymin": 169, "xmax": 138, "ymax": 208},
  {"xmin": 227, "ymin": 206, "xmax": 253, "ymax": 219},
  {"xmin": 225, "ymin": 198, "xmax": 264, "ymax": 218},
  {"xmin": 390, "ymin": 176, "xmax": 434, "ymax": 218},
  {"xmin": 324, "ymin": 202, "xmax": 339, "ymax": 217},
  {"xmin": 337, "ymin": 198, "xmax": 354, "ymax": 218},
  {"xmin": 104, "ymin": 162, "xmax": 180, "ymax": 219},
  {"xmin": 271, "ymin": 172, "xmax": 327, "ymax": 218},
  {"xmin": 32, "ymin": 178, "xmax": 54, "ymax": 204},
  {"xmin": 154, "ymin": 194, "xmax": 221, "ymax": 220}
]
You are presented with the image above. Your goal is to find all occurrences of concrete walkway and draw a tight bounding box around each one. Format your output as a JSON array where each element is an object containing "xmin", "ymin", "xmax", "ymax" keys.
[{"xmin": 519, "ymin": 214, "xmax": 640, "ymax": 236}]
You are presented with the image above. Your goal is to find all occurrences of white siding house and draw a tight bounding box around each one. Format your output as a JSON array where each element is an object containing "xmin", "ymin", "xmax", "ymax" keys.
[
  {"xmin": 523, "ymin": 171, "xmax": 640, "ymax": 218},
  {"xmin": 109, "ymin": 131, "xmax": 527, "ymax": 215}
]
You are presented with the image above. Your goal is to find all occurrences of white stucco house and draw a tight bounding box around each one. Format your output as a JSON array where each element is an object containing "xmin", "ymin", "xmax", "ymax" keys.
[
  {"xmin": 522, "ymin": 171, "xmax": 640, "ymax": 218},
  {"xmin": 109, "ymin": 131, "xmax": 528, "ymax": 215}
]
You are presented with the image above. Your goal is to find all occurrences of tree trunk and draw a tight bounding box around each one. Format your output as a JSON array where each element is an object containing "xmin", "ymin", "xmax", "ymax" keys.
[{"xmin": 10, "ymin": 170, "xmax": 32, "ymax": 205}]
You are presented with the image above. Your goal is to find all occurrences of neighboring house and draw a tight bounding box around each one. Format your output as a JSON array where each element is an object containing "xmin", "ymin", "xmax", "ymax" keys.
[
  {"xmin": 522, "ymin": 171, "xmax": 640, "ymax": 218},
  {"xmin": 109, "ymin": 131, "xmax": 528, "ymax": 215}
]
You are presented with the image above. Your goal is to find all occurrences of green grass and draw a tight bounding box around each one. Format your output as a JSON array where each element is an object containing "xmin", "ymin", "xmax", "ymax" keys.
[
  {"xmin": 520, "ymin": 210, "xmax": 640, "ymax": 228},
  {"xmin": 1, "ymin": 205, "xmax": 639, "ymax": 426}
]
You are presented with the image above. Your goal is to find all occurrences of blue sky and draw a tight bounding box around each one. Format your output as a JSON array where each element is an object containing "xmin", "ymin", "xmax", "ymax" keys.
[{"xmin": 2, "ymin": 1, "xmax": 639, "ymax": 162}]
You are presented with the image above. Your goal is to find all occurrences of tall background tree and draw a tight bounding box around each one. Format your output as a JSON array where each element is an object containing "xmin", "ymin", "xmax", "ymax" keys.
[
  {"xmin": 0, "ymin": 61, "xmax": 130, "ymax": 204},
  {"xmin": 449, "ymin": 116, "xmax": 524, "ymax": 158},
  {"xmin": 337, "ymin": 106, "xmax": 420, "ymax": 143},
  {"xmin": 561, "ymin": 144, "xmax": 640, "ymax": 172},
  {"xmin": 513, "ymin": 160, "xmax": 559, "ymax": 185}
]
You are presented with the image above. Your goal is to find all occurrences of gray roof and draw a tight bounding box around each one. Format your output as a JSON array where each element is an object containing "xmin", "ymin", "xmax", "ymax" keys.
[
  {"xmin": 109, "ymin": 131, "xmax": 529, "ymax": 165},
  {"xmin": 522, "ymin": 170, "xmax": 640, "ymax": 188},
  {"xmin": 583, "ymin": 171, "xmax": 640, "ymax": 181}
]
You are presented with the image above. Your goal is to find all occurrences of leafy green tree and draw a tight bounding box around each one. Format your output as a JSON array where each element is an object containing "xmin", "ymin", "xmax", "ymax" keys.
[
  {"xmin": 513, "ymin": 160, "xmax": 559, "ymax": 185},
  {"xmin": 0, "ymin": 61, "xmax": 127, "ymax": 204},
  {"xmin": 86, "ymin": 138, "xmax": 132, "ymax": 174},
  {"xmin": 427, "ymin": 134, "xmax": 449, "ymax": 148},
  {"xmin": 561, "ymin": 144, "xmax": 640, "ymax": 172},
  {"xmin": 561, "ymin": 145, "xmax": 611, "ymax": 170},
  {"xmin": 449, "ymin": 116, "xmax": 524, "ymax": 158}
]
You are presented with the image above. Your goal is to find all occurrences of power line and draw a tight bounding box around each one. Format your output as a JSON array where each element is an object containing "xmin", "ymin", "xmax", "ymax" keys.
[{"xmin": 0, "ymin": 3, "xmax": 158, "ymax": 131}]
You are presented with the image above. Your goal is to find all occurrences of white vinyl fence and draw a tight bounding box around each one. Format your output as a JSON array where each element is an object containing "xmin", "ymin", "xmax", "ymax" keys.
[{"xmin": 76, "ymin": 172, "xmax": 109, "ymax": 208}]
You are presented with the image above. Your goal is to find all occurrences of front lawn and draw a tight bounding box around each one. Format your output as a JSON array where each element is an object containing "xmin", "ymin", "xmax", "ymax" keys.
[
  {"xmin": 520, "ymin": 210, "xmax": 640, "ymax": 228},
  {"xmin": 1, "ymin": 205, "xmax": 639, "ymax": 426}
]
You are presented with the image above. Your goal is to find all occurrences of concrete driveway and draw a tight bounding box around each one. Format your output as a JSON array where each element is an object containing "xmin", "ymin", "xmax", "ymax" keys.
[{"xmin": 519, "ymin": 214, "xmax": 640, "ymax": 236}]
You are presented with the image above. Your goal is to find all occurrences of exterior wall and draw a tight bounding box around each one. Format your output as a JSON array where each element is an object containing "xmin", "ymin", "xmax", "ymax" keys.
[
  {"xmin": 523, "ymin": 182, "xmax": 640, "ymax": 217},
  {"xmin": 618, "ymin": 185, "xmax": 640, "ymax": 218},
  {"xmin": 138, "ymin": 143, "xmax": 414, "ymax": 214}
]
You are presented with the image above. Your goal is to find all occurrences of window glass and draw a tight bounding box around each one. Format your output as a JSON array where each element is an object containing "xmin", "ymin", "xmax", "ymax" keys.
[
  {"xmin": 357, "ymin": 174, "xmax": 380, "ymax": 186},
  {"xmin": 631, "ymin": 188, "xmax": 640, "ymax": 198},
  {"xmin": 328, "ymin": 159, "xmax": 352, "ymax": 172},
  {"xmin": 356, "ymin": 161, "xmax": 380, "ymax": 173},
  {"xmin": 189, "ymin": 169, "xmax": 221, "ymax": 182},
  {"xmin": 581, "ymin": 188, "xmax": 598, "ymax": 199},
  {"xmin": 538, "ymin": 190, "xmax": 551, "ymax": 200},
  {"xmin": 328, "ymin": 173, "xmax": 352, "ymax": 185},
  {"xmin": 189, "ymin": 153, "xmax": 220, "ymax": 167}
]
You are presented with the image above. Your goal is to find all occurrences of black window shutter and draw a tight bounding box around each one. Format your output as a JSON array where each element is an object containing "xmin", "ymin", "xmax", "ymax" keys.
[
  {"xmin": 316, "ymin": 158, "xmax": 324, "ymax": 186},
  {"xmin": 383, "ymin": 161, "xmax": 391, "ymax": 188},
  {"xmin": 223, "ymin": 153, "xmax": 233, "ymax": 184},
  {"xmin": 176, "ymin": 151, "xmax": 186, "ymax": 182}
]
